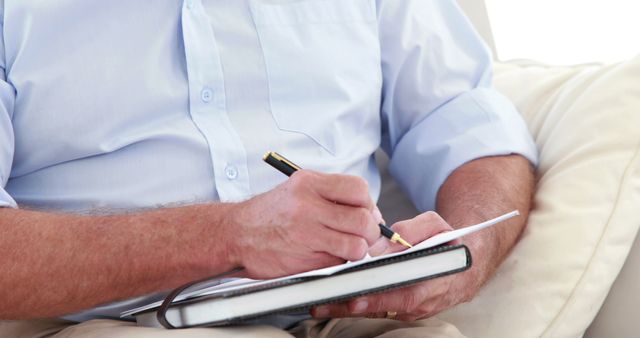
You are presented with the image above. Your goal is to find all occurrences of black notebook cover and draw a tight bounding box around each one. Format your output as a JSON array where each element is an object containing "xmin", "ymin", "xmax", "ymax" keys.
[{"xmin": 136, "ymin": 244, "xmax": 471, "ymax": 329}]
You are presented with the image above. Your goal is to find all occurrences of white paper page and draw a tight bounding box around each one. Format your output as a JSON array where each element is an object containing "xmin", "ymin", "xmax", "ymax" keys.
[{"xmin": 408, "ymin": 210, "xmax": 520, "ymax": 252}]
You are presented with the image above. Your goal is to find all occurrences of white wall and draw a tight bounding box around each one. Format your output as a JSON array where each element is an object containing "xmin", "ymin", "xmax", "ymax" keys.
[
  {"xmin": 486, "ymin": 0, "xmax": 640, "ymax": 64},
  {"xmin": 456, "ymin": 0, "xmax": 497, "ymax": 57}
]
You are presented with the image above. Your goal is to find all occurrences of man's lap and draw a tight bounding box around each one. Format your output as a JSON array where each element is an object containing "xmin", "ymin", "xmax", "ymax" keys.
[
  {"xmin": 0, "ymin": 317, "xmax": 466, "ymax": 338},
  {"xmin": 0, "ymin": 319, "xmax": 294, "ymax": 338}
]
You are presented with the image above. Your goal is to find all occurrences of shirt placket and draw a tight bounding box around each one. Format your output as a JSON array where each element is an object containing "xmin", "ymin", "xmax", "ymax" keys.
[{"xmin": 181, "ymin": 0, "xmax": 251, "ymax": 202}]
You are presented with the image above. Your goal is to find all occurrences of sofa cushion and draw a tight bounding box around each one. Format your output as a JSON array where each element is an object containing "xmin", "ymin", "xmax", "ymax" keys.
[{"xmin": 434, "ymin": 57, "xmax": 640, "ymax": 337}]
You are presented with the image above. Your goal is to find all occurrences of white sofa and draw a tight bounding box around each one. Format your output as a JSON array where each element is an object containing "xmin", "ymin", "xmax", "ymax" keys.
[{"xmin": 375, "ymin": 2, "xmax": 640, "ymax": 337}]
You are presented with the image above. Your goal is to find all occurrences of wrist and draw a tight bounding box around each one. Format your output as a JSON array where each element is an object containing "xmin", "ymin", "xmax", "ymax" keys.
[
  {"xmin": 219, "ymin": 202, "xmax": 244, "ymax": 271},
  {"xmin": 179, "ymin": 203, "xmax": 244, "ymax": 278},
  {"xmin": 440, "ymin": 212, "xmax": 517, "ymax": 287},
  {"xmin": 461, "ymin": 231, "xmax": 498, "ymax": 288}
]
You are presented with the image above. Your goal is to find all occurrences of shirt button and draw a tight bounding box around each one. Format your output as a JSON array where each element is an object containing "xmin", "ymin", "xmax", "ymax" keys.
[
  {"xmin": 201, "ymin": 88, "xmax": 213, "ymax": 103},
  {"xmin": 186, "ymin": 0, "xmax": 194, "ymax": 9},
  {"xmin": 225, "ymin": 165, "xmax": 238, "ymax": 180}
]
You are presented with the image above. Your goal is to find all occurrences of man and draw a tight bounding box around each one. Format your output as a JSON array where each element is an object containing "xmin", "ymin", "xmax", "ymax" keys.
[{"xmin": 0, "ymin": 0, "xmax": 537, "ymax": 337}]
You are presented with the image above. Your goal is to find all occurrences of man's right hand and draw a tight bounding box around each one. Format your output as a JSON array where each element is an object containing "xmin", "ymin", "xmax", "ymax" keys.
[{"xmin": 227, "ymin": 170, "xmax": 381, "ymax": 279}]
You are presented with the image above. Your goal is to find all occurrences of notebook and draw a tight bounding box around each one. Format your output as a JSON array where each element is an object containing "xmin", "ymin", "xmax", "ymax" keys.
[{"xmin": 122, "ymin": 210, "xmax": 519, "ymax": 328}]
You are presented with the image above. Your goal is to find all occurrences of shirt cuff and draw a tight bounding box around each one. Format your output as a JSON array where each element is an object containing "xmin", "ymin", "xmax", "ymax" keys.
[
  {"xmin": 388, "ymin": 87, "xmax": 538, "ymax": 212},
  {"xmin": 0, "ymin": 185, "xmax": 17, "ymax": 208}
]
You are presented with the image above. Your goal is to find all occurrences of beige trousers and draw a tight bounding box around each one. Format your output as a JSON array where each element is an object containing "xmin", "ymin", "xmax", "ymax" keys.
[{"xmin": 0, "ymin": 317, "xmax": 466, "ymax": 338}]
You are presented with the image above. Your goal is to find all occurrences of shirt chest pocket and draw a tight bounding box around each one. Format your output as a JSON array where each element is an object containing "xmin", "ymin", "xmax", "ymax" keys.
[{"xmin": 250, "ymin": 0, "xmax": 382, "ymax": 155}]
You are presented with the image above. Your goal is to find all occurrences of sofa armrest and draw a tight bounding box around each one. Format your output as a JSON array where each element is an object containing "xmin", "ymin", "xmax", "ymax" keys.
[{"xmin": 585, "ymin": 230, "xmax": 640, "ymax": 338}]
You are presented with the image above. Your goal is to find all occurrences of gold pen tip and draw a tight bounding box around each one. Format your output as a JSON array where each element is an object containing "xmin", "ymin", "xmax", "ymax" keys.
[
  {"xmin": 398, "ymin": 238, "xmax": 413, "ymax": 249},
  {"xmin": 391, "ymin": 233, "xmax": 413, "ymax": 249}
]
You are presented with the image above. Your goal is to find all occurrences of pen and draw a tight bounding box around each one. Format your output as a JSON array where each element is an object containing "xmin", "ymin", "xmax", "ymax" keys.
[{"xmin": 263, "ymin": 151, "xmax": 413, "ymax": 249}]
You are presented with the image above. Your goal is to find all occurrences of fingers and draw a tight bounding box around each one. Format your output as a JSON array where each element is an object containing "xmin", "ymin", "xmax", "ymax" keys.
[
  {"xmin": 394, "ymin": 211, "xmax": 451, "ymax": 242},
  {"xmin": 309, "ymin": 228, "xmax": 370, "ymax": 262},
  {"xmin": 318, "ymin": 202, "xmax": 380, "ymax": 245},
  {"xmin": 348, "ymin": 288, "xmax": 421, "ymax": 316},
  {"xmin": 280, "ymin": 170, "xmax": 387, "ymax": 260},
  {"xmin": 368, "ymin": 237, "xmax": 389, "ymax": 256},
  {"xmin": 300, "ymin": 252, "xmax": 347, "ymax": 272},
  {"xmin": 378, "ymin": 212, "xmax": 454, "ymax": 255},
  {"xmin": 312, "ymin": 284, "xmax": 426, "ymax": 319},
  {"xmin": 291, "ymin": 170, "xmax": 380, "ymax": 245},
  {"xmin": 292, "ymin": 170, "xmax": 374, "ymax": 210},
  {"xmin": 312, "ymin": 271, "xmax": 468, "ymax": 321}
]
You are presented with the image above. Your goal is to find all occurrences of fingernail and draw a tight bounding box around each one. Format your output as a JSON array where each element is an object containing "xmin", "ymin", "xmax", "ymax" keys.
[
  {"xmin": 353, "ymin": 299, "xmax": 368, "ymax": 314},
  {"xmin": 313, "ymin": 306, "xmax": 329, "ymax": 318}
]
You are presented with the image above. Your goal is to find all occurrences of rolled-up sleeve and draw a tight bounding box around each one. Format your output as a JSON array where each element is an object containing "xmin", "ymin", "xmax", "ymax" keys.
[
  {"xmin": 378, "ymin": 0, "xmax": 538, "ymax": 212},
  {"xmin": 0, "ymin": 10, "xmax": 17, "ymax": 208}
]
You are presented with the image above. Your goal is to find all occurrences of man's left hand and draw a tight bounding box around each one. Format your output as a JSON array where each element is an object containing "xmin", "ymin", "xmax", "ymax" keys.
[{"xmin": 310, "ymin": 211, "xmax": 482, "ymax": 321}]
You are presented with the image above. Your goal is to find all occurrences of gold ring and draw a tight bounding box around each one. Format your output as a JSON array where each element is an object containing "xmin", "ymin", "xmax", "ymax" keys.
[{"xmin": 385, "ymin": 311, "xmax": 398, "ymax": 319}]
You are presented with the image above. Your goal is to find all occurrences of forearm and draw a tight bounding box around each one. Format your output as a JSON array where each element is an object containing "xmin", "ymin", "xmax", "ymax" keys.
[
  {"xmin": 436, "ymin": 154, "xmax": 535, "ymax": 288},
  {"xmin": 0, "ymin": 204, "xmax": 239, "ymax": 319}
]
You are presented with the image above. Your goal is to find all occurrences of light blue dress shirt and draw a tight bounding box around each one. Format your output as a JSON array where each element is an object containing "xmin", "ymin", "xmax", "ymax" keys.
[{"xmin": 0, "ymin": 0, "xmax": 537, "ymax": 324}]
